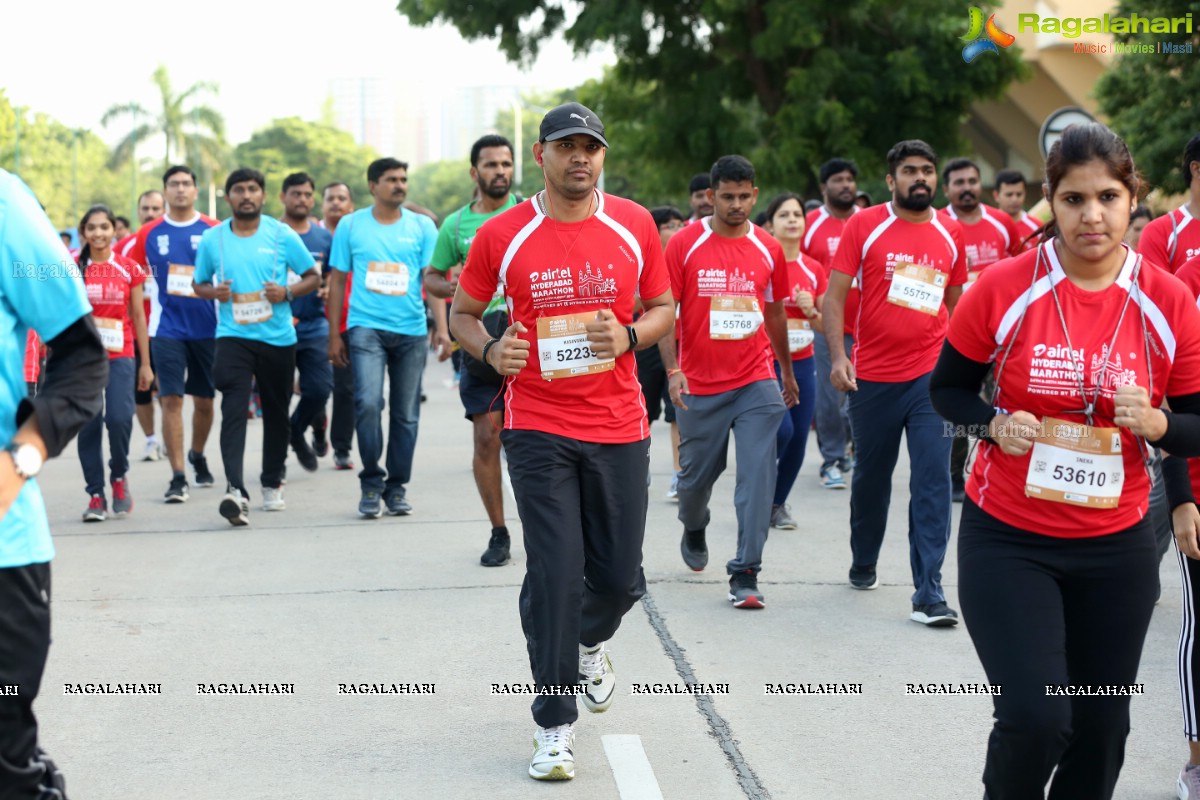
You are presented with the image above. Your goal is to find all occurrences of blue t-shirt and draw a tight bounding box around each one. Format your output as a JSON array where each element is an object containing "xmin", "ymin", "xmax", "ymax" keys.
[
  {"xmin": 291, "ymin": 224, "xmax": 333, "ymax": 340},
  {"xmin": 135, "ymin": 213, "xmax": 218, "ymax": 341},
  {"xmin": 193, "ymin": 217, "xmax": 316, "ymax": 347},
  {"xmin": 0, "ymin": 169, "xmax": 94, "ymax": 568},
  {"xmin": 330, "ymin": 207, "xmax": 437, "ymax": 336}
]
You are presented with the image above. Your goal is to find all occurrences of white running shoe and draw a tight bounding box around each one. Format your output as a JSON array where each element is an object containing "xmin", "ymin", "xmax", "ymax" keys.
[
  {"xmin": 1179, "ymin": 763, "xmax": 1200, "ymax": 799},
  {"xmin": 219, "ymin": 488, "xmax": 250, "ymax": 526},
  {"xmin": 529, "ymin": 723, "xmax": 575, "ymax": 781},
  {"xmin": 142, "ymin": 439, "xmax": 161, "ymax": 462},
  {"xmin": 579, "ymin": 642, "xmax": 615, "ymax": 713},
  {"xmin": 262, "ymin": 487, "xmax": 286, "ymax": 512}
]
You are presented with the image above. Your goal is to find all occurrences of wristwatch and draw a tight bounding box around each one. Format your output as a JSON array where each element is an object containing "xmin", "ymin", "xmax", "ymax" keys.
[
  {"xmin": 285, "ymin": 286, "xmax": 294, "ymax": 302},
  {"xmin": 625, "ymin": 325, "xmax": 638, "ymax": 350},
  {"xmin": 5, "ymin": 442, "xmax": 43, "ymax": 479}
]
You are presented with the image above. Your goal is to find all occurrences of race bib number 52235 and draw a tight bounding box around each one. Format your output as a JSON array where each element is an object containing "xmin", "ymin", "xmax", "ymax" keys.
[{"xmin": 537, "ymin": 312, "xmax": 615, "ymax": 380}]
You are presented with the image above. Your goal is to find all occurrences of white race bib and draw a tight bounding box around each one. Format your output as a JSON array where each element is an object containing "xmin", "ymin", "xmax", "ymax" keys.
[
  {"xmin": 232, "ymin": 292, "xmax": 273, "ymax": 325},
  {"xmin": 537, "ymin": 312, "xmax": 616, "ymax": 380},
  {"xmin": 787, "ymin": 319, "xmax": 814, "ymax": 353},
  {"xmin": 709, "ymin": 295, "xmax": 763, "ymax": 340},
  {"xmin": 886, "ymin": 263, "xmax": 946, "ymax": 316},
  {"xmin": 167, "ymin": 263, "xmax": 197, "ymax": 297},
  {"xmin": 365, "ymin": 261, "xmax": 408, "ymax": 296},
  {"xmin": 1025, "ymin": 417, "xmax": 1123, "ymax": 508},
  {"xmin": 95, "ymin": 317, "xmax": 124, "ymax": 352}
]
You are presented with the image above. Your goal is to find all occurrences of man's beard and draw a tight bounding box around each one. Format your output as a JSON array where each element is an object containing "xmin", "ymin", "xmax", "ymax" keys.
[
  {"xmin": 233, "ymin": 207, "xmax": 261, "ymax": 221},
  {"xmin": 895, "ymin": 187, "xmax": 933, "ymax": 212},
  {"xmin": 479, "ymin": 178, "xmax": 510, "ymax": 199}
]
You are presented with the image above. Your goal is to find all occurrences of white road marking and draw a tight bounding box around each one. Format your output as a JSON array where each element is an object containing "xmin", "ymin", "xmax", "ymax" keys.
[{"xmin": 602, "ymin": 735, "xmax": 666, "ymax": 800}]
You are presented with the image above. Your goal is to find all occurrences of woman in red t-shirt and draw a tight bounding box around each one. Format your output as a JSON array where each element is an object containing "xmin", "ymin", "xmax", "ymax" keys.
[
  {"xmin": 764, "ymin": 193, "xmax": 827, "ymax": 531},
  {"xmin": 75, "ymin": 205, "xmax": 154, "ymax": 521},
  {"xmin": 931, "ymin": 123, "xmax": 1200, "ymax": 799}
]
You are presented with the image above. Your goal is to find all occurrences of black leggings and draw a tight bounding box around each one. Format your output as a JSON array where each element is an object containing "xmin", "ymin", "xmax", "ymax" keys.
[{"xmin": 957, "ymin": 498, "xmax": 1157, "ymax": 800}]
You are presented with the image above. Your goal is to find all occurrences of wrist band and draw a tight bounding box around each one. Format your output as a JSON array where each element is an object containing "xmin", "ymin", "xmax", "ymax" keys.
[
  {"xmin": 481, "ymin": 338, "xmax": 500, "ymax": 368},
  {"xmin": 667, "ymin": 368, "xmax": 683, "ymax": 377}
]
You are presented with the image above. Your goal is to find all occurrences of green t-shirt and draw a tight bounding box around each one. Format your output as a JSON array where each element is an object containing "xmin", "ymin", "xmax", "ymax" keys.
[{"xmin": 431, "ymin": 195, "xmax": 519, "ymax": 314}]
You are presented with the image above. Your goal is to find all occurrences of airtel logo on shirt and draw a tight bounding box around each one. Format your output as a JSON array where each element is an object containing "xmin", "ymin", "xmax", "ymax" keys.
[
  {"xmin": 1187, "ymin": 246, "xmax": 1200, "ymax": 261},
  {"xmin": 1032, "ymin": 344, "xmax": 1083, "ymax": 360}
]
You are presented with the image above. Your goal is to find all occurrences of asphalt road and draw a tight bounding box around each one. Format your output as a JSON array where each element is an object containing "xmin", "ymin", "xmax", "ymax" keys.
[{"xmin": 28, "ymin": 356, "xmax": 1191, "ymax": 799}]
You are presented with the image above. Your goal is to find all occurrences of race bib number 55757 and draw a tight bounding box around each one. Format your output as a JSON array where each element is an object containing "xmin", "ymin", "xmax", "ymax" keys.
[{"xmin": 886, "ymin": 263, "xmax": 946, "ymax": 316}]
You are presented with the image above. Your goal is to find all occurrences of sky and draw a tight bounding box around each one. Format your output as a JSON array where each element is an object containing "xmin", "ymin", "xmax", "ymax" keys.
[{"xmin": 1, "ymin": 0, "xmax": 614, "ymax": 147}]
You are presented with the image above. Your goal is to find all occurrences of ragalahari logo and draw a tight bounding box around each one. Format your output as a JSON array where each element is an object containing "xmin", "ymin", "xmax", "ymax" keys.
[{"xmin": 962, "ymin": 7, "xmax": 1016, "ymax": 62}]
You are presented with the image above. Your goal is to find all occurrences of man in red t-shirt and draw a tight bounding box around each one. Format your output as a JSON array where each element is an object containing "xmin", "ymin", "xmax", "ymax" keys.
[
  {"xmin": 804, "ymin": 158, "xmax": 860, "ymax": 489},
  {"xmin": 118, "ymin": 189, "xmax": 165, "ymax": 462},
  {"xmin": 992, "ymin": 169, "xmax": 1041, "ymax": 250},
  {"xmin": 450, "ymin": 103, "xmax": 673, "ymax": 783},
  {"xmin": 940, "ymin": 158, "xmax": 1023, "ymax": 499},
  {"xmin": 825, "ymin": 139, "xmax": 968, "ymax": 627},
  {"xmin": 659, "ymin": 155, "xmax": 797, "ymax": 609},
  {"xmin": 1139, "ymin": 134, "xmax": 1200, "ymax": 273}
]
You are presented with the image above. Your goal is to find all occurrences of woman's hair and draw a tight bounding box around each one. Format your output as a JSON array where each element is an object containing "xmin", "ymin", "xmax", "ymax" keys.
[
  {"xmin": 77, "ymin": 204, "xmax": 116, "ymax": 274},
  {"xmin": 1041, "ymin": 122, "xmax": 1139, "ymax": 241},
  {"xmin": 764, "ymin": 192, "xmax": 805, "ymax": 230}
]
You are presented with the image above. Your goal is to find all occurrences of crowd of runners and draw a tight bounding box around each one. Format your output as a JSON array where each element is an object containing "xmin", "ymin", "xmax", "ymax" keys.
[{"xmin": 3, "ymin": 104, "xmax": 1200, "ymax": 798}]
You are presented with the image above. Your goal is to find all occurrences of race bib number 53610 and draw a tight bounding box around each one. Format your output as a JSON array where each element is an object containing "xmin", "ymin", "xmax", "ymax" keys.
[{"xmin": 1025, "ymin": 417, "xmax": 1123, "ymax": 509}]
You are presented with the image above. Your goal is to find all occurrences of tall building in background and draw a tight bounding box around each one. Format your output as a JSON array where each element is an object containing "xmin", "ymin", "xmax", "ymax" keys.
[{"xmin": 328, "ymin": 78, "xmax": 521, "ymax": 169}]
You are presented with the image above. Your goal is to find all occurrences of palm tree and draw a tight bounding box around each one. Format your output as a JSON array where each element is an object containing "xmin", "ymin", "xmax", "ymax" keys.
[{"xmin": 102, "ymin": 65, "xmax": 227, "ymax": 177}]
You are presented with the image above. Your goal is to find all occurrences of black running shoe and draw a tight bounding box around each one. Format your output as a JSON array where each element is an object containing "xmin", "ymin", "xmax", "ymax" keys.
[
  {"xmin": 188, "ymin": 450, "xmax": 215, "ymax": 487},
  {"xmin": 680, "ymin": 528, "xmax": 708, "ymax": 571},
  {"xmin": 291, "ymin": 433, "xmax": 318, "ymax": 472},
  {"xmin": 164, "ymin": 474, "xmax": 189, "ymax": 503},
  {"xmin": 311, "ymin": 415, "xmax": 329, "ymax": 458},
  {"xmin": 481, "ymin": 528, "xmax": 511, "ymax": 566}
]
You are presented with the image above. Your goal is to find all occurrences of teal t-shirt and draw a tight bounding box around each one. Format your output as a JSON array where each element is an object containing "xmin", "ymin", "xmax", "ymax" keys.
[
  {"xmin": 0, "ymin": 169, "xmax": 95, "ymax": 568},
  {"xmin": 431, "ymin": 196, "xmax": 519, "ymax": 315},
  {"xmin": 194, "ymin": 217, "xmax": 316, "ymax": 346},
  {"xmin": 330, "ymin": 207, "xmax": 438, "ymax": 336}
]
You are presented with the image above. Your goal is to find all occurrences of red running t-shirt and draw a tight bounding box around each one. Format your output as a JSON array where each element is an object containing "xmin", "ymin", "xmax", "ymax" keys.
[
  {"xmin": 666, "ymin": 218, "xmax": 791, "ymax": 395},
  {"xmin": 830, "ymin": 202, "xmax": 968, "ymax": 383},
  {"xmin": 939, "ymin": 203, "xmax": 1021, "ymax": 281},
  {"xmin": 83, "ymin": 252, "xmax": 146, "ymax": 360},
  {"xmin": 804, "ymin": 205, "xmax": 858, "ymax": 336},
  {"xmin": 458, "ymin": 190, "xmax": 670, "ymax": 443},
  {"xmin": 1013, "ymin": 211, "xmax": 1042, "ymax": 251},
  {"xmin": 949, "ymin": 240, "xmax": 1200, "ymax": 537},
  {"xmin": 1139, "ymin": 205, "xmax": 1200, "ymax": 273},
  {"xmin": 781, "ymin": 254, "xmax": 827, "ymax": 361}
]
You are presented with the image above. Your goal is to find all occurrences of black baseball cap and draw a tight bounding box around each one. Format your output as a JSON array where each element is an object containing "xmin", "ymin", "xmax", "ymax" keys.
[{"xmin": 538, "ymin": 103, "xmax": 608, "ymax": 147}]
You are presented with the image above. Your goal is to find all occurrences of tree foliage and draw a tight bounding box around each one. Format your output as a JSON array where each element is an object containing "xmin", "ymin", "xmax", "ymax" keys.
[
  {"xmin": 0, "ymin": 91, "xmax": 145, "ymax": 231},
  {"xmin": 408, "ymin": 159, "xmax": 474, "ymax": 223},
  {"xmin": 397, "ymin": 0, "xmax": 1025, "ymax": 201},
  {"xmin": 232, "ymin": 117, "xmax": 381, "ymax": 220},
  {"xmin": 102, "ymin": 65, "xmax": 228, "ymax": 180},
  {"xmin": 1096, "ymin": 0, "xmax": 1200, "ymax": 195}
]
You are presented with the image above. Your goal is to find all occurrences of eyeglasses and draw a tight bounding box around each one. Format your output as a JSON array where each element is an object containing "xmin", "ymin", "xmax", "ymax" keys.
[{"xmin": 659, "ymin": 222, "xmax": 685, "ymax": 232}]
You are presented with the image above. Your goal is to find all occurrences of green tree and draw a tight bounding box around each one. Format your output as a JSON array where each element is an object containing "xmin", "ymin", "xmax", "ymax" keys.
[
  {"xmin": 232, "ymin": 116, "xmax": 381, "ymax": 220},
  {"xmin": 408, "ymin": 158, "xmax": 475, "ymax": 223},
  {"xmin": 102, "ymin": 65, "xmax": 228, "ymax": 180},
  {"xmin": 1096, "ymin": 0, "xmax": 1199, "ymax": 195},
  {"xmin": 0, "ymin": 91, "xmax": 133, "ymax": 231},
  {"xmin": 398, "ymin": 0, "xmax": 1026, "ymax": 202},
  {"xmin": 492, "ymin": 89, "xmax": 573, "ymax": 192}
]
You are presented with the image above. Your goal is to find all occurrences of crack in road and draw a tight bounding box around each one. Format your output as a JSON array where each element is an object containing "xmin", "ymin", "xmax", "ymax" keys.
[{"xmin": 639, "ymin": 590, "xmax": 771, "ymax": 800}]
